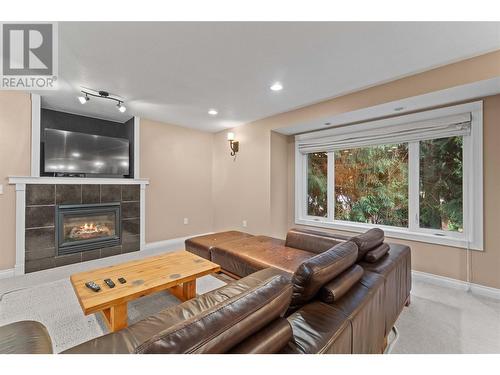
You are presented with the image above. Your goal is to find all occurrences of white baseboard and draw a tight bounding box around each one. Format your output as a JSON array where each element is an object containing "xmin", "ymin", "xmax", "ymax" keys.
[
  {"xmin": 0, "ymin": 268, "xmax": 15, "ymax": 280},
  {"xmin": 412, "ymin": 270, "xmax": 500, "ymax": 300},
  {"xmin": 143, "ymin": 232, "xmax": 213, "ymax": 252}
]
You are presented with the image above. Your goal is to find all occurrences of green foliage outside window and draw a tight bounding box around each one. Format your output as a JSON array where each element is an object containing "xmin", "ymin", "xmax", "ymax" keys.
[
  {"xmin": 306, "ymin": 137, "xmax": 463, "ymax": 232},
  {"xmin": 419, "ymin": 137, "xmax": 463, "ymax": 232},
  {"xmin": 307, "ymin": 152, "xmax": 328, "ymax": 217},
  {"xmin": 334, "ymin": 144, "xmax": 409, "ymax": 227}
]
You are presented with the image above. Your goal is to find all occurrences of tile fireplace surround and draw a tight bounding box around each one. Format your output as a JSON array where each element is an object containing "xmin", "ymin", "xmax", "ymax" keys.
[{"xmin": 8, "ymin": 177, "xmax": 149, "ymax": 275}]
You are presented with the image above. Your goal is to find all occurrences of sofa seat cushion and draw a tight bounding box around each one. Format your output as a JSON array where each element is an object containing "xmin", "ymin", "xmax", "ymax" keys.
[
  {"xmin": 211, "ymin": 236, "xmax": 314, "ymax": 277},
  {"xmin": 289, "ymin": 241, "xmax": 358, "ymax": 309},
  {"xmin": 282, "ymin": 301, "xmax": 352, "ymax": 354},
  {"xmin": 359, "ymin": 244, "xmax": 411, "ymax": 336},
  {"xmin": 0, "ymin": 320, "xmax": 53, "ymax": 354},
  {"xmin": 325, "ymin": 271, "xmax": 385, "ymax": 354},
  {"xmin": 185, "ymin": 231, "xmax": 254, "ymax": 260},
  {"xmin": 63, "ymin": 268, "xmax": 291, "ymax": 354}
]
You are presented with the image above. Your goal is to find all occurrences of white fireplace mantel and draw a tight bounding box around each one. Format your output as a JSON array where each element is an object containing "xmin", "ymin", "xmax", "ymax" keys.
[
  {"xmin": 8, "ymin": 176, "xmax": 149, "ymax": 186},
  {"xmin": 8, "ymin": 176, "xmax": 149, "ymax": 276}
]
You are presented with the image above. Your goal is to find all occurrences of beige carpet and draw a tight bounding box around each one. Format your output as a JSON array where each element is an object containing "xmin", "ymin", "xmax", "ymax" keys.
[{"xmin": 391, "ymin": 278, "xmax": 500, "ymax": 354}]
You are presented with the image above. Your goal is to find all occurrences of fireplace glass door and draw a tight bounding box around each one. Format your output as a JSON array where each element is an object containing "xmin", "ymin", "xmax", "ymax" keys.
[
  {"xmin": 64, "ymin": 213, "xmax": 116, "ymax": 242},
  {"xmin": 56, "ymin": 203, "xmax": 121, "ymax": 255}
]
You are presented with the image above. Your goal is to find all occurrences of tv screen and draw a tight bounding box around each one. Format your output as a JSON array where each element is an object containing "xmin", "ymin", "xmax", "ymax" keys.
[{"xmin": 44, "ymin": 128, "xmax": 130, "ymax": 176}]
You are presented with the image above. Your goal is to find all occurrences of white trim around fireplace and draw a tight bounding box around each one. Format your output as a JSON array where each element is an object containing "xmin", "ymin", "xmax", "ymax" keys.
[
  {"xmin": 14, "ymin": 183, "xmax": 26, "ymax": 275},
  {"xmin": 134, "ymin": 116, "xmax": 140, "ymax": 178},
  {"xmin": 8, "ymin": 177, "xmax": 149, "ymax": 276},
  {"xmin": 30, "ymin": 93, "xmax": 41, "ymax": 177},
  {"xmin": 140, "ymin": 183, "xmax": 146, "ymax": 251},
  {"xmin": 8, "ymin": 177, "xmax": 149, "ymax": 185}
]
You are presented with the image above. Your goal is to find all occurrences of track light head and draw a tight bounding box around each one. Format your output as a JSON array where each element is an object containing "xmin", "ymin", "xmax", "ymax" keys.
[
  {"xmin": 78, "ymin": 94, "xmax": 89, "ymax": 104},
  {"xmin": 117, "ymin": 102, "xmax": 126, "ymax": 113}
]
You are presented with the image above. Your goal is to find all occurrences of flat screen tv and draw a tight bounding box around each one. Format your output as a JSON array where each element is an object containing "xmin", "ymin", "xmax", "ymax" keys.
[{"xmin": 44, "ymin": 128, "xmax": 130, "ymax": 176}]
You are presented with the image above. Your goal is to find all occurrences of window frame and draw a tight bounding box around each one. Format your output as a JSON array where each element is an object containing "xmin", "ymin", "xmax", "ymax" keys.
[{"xmin": 295, "ymin": 101, "xmax": 483, "ymax": 250}]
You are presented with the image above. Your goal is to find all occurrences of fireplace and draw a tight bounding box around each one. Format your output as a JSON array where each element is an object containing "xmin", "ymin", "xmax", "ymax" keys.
[{"xmin": 56, "ymin": 203, "xmax": 121, "ymax": 256}]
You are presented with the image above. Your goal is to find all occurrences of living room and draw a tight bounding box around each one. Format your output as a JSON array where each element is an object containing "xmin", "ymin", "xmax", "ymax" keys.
[{"xmin": 1, "ymin": 2, "xmax": 499, "ymax": 373}]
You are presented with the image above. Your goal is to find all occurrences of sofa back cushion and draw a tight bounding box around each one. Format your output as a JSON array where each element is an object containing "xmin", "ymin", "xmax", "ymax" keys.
[
  {"xmin": 351, "ymin": 228, "xmax": 384, "ymax": 261},
  {"xmin": 290, "ymin": 241, "xmax": 358, "ymax": 309},
  {"xmin": 364, "ymin": 243, "xmax": 390, "ymax": 263},
  {"xmin": 285, "ymin": 228, "xmax": 346, "ymax": 254},
  {"xmin": 137, "ymin": 273, "xmax": 292, "ymax": 354},
  {"xmin": 319, "ymin": 265, "xmax": 364, "ymax": 304}
]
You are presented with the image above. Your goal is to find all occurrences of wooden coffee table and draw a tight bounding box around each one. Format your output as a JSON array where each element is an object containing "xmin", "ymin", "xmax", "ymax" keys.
[{"xmin": 70, "ymin": 250, "xmax": 221, "ymax": 332}]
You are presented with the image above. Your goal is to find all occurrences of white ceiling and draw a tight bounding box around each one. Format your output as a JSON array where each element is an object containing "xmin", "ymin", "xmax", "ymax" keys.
[{"xmin": 40, "ymin": 22, "xmax": 500, "ymax": 132}]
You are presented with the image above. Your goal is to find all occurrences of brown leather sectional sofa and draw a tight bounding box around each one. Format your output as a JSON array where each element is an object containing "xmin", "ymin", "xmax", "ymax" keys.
[
  {"xmin": 185, "ymin": 227, "xmax": 411, "ymax": 354},
  {"xmin": 0, "ymin": 227, "xmax": 410, "ymax": 354}
]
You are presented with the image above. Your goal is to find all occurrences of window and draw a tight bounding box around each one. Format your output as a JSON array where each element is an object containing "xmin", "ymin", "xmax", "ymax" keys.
[
  {"xmin": 334, "ymin": 143, "xmax": 408, "ymax": 227},
  {"xmin": 307, "ymin": 152, "xmax": 328, "ymax": 217},
  {"xmin": 419, "ymin": 136, "xmax": 463, "ymax": 233},
  {"xmin": 295, "ymin": 102, "xmax": 483, "ymax": 250}
]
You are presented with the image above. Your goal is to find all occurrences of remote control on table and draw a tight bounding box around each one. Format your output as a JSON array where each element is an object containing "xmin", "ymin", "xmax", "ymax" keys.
[
  {"xmin": 118, "ymin": 277, "xmax": 126, "ymax": 284},
  {"xmin": 85, "ymin": 281, "xmax": 101, "ymax": 292},
  {"xmin": 104, "ymin": 278, "xmax": 115, "ymax": 288}
]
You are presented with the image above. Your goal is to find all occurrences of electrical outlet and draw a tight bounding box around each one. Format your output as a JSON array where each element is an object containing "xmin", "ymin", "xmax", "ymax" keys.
[
  {"xmin": 242, "ymin": 220, "xmax": 247, "ymax": 228},
  {"xmin": 0, "ymin": 184, "xmax": 3, "ymax": 195},
  {"xmin": 183, "ymin": 218, "xmax": 189, "ymax": 225}
]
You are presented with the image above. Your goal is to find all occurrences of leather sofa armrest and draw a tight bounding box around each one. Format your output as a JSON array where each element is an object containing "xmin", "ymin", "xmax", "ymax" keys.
[
  {"xmin": 319, "ymin": 265, "xmax": 364, "ymax": 304},
  {"xmin": 228, "ymin": 318, "xmax": 292, "ymax": 354}
]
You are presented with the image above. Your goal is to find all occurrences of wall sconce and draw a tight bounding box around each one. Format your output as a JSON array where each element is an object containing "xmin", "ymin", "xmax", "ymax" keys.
[{"xmin": 227, "ymin": 132, "xmax": 239, "ymax": 158}]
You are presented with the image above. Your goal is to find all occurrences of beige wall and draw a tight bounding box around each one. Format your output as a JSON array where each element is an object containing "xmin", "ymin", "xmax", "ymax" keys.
[
  {"xmin": 270, "ymin": 131, "xmax": 289, "ymax": 239},
  {"xmin": 212, "ymin": 121, "xmax": 272, "ymax": 235},
  {"xmin": 140, "ymin": 119, "xmax": 214, "ymax": 243},
  {"xmin": 0, "ymin": 92, "xmax": 31, "ymax": 270}
]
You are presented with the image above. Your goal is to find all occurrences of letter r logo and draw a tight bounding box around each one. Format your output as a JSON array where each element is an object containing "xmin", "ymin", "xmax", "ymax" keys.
[{"xmin": 2, "ymin": 23, "xmax": 53, "ymax": 75}]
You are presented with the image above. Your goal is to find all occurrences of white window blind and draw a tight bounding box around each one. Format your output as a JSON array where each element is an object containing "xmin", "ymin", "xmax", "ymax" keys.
[{"xmin": 297, "ymin": 113, "xmax": 471, "ymax": 154}]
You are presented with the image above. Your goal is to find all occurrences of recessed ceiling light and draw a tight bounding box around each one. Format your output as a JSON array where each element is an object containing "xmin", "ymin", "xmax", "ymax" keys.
[
  {"xmin": 270, "ymin": 82, "xmax": 283, "ymax": 91},
  {"xmin": 71, "ymin": 152, "xmax": 81, "ymax": 158},
  {"xmin": 208, "ymin": 109, "xmax": 218, "ymax": 116}
]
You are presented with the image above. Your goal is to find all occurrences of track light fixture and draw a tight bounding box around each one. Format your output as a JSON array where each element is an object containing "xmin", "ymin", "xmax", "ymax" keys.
[{"xmin": 78, "ymin": 89, "xmax": 127, "ymax": 113}]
